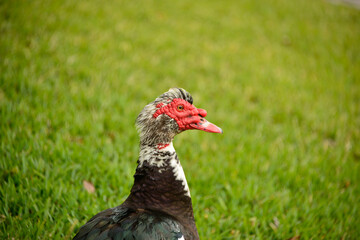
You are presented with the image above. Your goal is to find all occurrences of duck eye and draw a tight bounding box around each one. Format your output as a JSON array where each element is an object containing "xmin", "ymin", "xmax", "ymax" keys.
[{"xmin": 177, "ymin": 105, "xmax": 184, "ymax": 111}]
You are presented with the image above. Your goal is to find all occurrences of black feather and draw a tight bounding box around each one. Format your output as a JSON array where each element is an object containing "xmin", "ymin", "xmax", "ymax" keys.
[{"xmin": 73, "ymin": 207, "xmax": 184, "ymax": 240}]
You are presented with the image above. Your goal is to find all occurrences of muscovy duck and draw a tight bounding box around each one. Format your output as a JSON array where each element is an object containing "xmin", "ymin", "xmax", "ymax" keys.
[{"xmin": 73, "ymin": 88, "xmax": 222, "ymax": 240}]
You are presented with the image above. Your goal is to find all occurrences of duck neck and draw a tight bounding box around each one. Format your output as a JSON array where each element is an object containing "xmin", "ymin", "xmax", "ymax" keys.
[
  {"xmin": 124, "ymin": 142, "xmax": 197, "ymax": 229},
  {"xmin": 138, "ymin": 142, "xmax": 190, "ymax": 197}
]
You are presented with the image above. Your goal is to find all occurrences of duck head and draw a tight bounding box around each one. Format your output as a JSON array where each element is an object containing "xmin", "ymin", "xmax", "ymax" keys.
[{"xmin": 136, "ymin": 88, "xmax": 222, "ymax": 145}]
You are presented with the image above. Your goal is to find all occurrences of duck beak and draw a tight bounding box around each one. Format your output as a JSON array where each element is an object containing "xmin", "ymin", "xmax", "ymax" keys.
[{"xmin": 189, "ymin": 118, "xmax": 223, "ymax": 134}]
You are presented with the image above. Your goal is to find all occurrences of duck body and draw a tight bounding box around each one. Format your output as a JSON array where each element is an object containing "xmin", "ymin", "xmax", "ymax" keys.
[{"xmin": 73, "ymin": 88, "xmax": 222, "ymax": 240}]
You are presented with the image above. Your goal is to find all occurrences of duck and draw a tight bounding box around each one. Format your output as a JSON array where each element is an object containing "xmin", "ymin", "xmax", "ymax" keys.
[{"xmin": 73, "ymin": 88, "xmax": 222, "ymax": 240}]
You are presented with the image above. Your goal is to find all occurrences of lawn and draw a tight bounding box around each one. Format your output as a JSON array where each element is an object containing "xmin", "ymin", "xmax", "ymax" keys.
[{"xmin": 1, "ymin": 0, "xmax": 359, "ymax": 239}]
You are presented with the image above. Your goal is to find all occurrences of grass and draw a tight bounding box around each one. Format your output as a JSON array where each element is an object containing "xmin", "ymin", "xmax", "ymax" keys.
[{"xmin": 1, "ymin": 0, "xmax": 359, "ymax": 239}]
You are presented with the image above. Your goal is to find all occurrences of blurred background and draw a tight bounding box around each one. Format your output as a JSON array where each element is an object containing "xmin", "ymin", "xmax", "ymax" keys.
[{"xmin": 1, "ymin": 0, "xmax": 359, "ymax": 239}]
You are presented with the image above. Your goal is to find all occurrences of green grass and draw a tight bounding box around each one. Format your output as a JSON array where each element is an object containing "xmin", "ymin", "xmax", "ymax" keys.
[{"xmin": 1, "ymin": 0, "xmax": 359, "ymax": 239}]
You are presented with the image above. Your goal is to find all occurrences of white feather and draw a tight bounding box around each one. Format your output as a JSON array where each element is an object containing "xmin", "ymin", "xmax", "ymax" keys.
[{"xmin": 138, "ymin": 142, "xmax": 190, "ymax": 197}]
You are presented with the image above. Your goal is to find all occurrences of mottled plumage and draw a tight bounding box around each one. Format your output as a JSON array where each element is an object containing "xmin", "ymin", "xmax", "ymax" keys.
[{"xmin": 73, "ymin": 88, "xmax": 222, "ymax": 240}]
